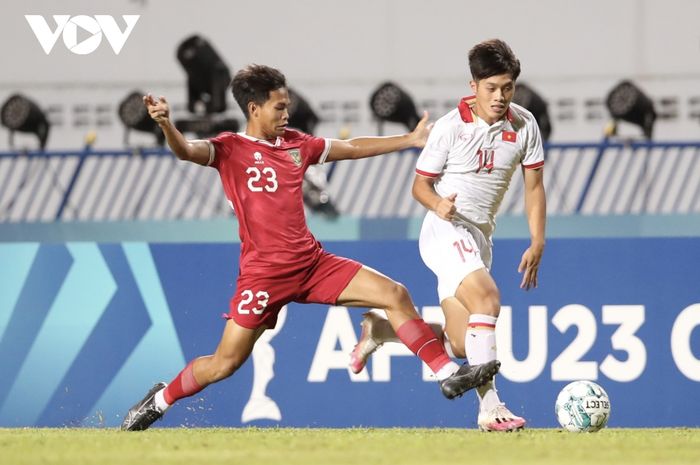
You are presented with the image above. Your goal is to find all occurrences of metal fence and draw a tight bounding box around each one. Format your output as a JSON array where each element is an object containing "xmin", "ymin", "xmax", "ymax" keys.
[
  {"xmin": 1, "ymin": 141, "xmax": 699, "ymax": 222},
  {"xmin": 327, "ymin": 141, "xmax": 700, "ymax": 218}
]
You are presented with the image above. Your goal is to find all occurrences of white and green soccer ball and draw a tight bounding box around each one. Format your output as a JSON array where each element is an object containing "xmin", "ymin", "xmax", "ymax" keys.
[{"xmin": 555, "ymin": 380, "xmax": 611, "ymax": 432}]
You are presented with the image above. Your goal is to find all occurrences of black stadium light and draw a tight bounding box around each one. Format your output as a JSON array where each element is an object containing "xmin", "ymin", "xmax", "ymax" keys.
[
  {"xmin": 1, "ymin": 94, "xmax": 50, "ymax": 150},
  {"xmin": 512, "ymin": 83, "xmax": 552, "ymax": 142},
  {"xmin": 288, "ymin": 88, "xmax": 320, "ymax": 135},
  {"xmin": 174, "ymin": 117, "xmax": 239, "ymax": 139},
  {"xmin": 369, "ymin": 82, "xmax": 420, "ymax": 130},
  {"xmin": 118, "ymin": 90, "xmax": 165, "ymax": 146},
  {"xmin": 606, "ymin": 80, "xmax": 656, "ymax": 139},
  {"xmin": 176, "ymin": 35, "xmax": 231, "ymax": 115}
]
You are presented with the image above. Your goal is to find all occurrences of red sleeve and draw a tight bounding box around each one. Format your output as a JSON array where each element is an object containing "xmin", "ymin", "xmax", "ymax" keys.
[
  {"xmin": 208, "ymin": 132, "xmax": 236, "ymax": 169},
  {"xmin": 303, "ymin": 135, "xmax": 328, "ymax": 165}
]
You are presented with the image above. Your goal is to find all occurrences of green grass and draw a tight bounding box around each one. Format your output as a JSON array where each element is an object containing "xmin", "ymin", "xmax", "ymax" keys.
[{"xmin": 1, "ymin": 427, "xmax": 698, "ymax": 465}]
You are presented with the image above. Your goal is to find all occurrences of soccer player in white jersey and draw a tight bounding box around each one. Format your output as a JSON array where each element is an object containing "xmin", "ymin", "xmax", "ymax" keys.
[{"xmin": 350, "ymin": 39, "xmax": 546, "ymax": 432}]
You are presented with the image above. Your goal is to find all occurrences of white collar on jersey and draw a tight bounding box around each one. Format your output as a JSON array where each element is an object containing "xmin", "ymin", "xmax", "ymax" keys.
[{"xmin": 238, "ymin": 132, "xmax": 282, "ymax": 147}]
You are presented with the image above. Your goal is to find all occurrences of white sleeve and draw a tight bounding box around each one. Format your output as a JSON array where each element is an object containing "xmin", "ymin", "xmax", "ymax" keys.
[
  {"xmin": 317, "ymin": 138, "xmax": 332, "ymax": 164},
  {"xmin": 206, "ymin": 140, "xmax": 216, "ymax": 166},
  {"xmin": 522, "ymin": 117, "xmax": 545, "ymax": 169},
  {"xmin": 416, "ymin": 121, "xmax": 451, "ymax": 177},
  {"xmin": 192, "ymin": 139, "xmax": 217, "ymax": 166}
]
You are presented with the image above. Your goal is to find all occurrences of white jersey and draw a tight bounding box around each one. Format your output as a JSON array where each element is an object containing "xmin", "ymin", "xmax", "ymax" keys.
[{"xmin": 416, "ymin": 97, "xmax": 544, "ymax": 240}]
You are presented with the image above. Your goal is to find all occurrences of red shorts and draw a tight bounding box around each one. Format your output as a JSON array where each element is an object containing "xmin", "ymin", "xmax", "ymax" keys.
[{"xmin": 226, "ymin": 250, "xmax": 362, "ymax": 329}]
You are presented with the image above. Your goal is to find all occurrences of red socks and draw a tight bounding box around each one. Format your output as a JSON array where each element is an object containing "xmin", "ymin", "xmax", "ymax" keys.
[
  {"xmin": 163, "ymin": 360, "xmax": 204, "ymax": 405},
  {"xmin": 162, "ymin": 320, "xmax": 453, "ymax": 406},
  {"xmin": 396, "ymin": 318, "xmax": 452, "ymax": 373}
]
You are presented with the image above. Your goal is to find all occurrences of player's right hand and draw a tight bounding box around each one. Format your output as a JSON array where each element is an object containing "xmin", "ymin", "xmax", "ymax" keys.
[
  {"xmin": 143, "ymin": 94, "xmax": 170, "ymax": 126},
  {"xmin": 435, "ymin": 193, "xmax": 457, "ymax": 221}
]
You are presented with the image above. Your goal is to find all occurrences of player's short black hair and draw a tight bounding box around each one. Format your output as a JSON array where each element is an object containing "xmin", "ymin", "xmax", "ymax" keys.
[
  {"xmin": 231, "ymin": 64, "xmax": 287, "ymax": 118},
  {"xmin": 468, "ymin": 39, "xmax": 521, "ymax": 82}
]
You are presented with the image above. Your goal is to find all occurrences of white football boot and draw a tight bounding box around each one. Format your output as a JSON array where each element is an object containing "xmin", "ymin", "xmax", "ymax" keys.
[
  {"xmin": 478, "ymin": 403, "xmax": 526, "ymax": 432},
  {"xmin": 349, "ymin": 312, "xmax": 384, "ymax": 374}
]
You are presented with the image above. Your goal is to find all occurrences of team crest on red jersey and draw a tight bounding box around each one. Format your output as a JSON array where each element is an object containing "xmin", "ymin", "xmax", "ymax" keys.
[{"xmin": 287, "ymin": 149, "xmax": 302, "ymax": 166}]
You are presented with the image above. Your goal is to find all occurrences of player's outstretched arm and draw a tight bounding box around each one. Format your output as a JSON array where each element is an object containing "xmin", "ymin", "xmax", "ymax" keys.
[
  {"xmin": 143, "ymin": 94, "xmax": 212, "ymax": 166},
  {"xmin": 518, "ymin": 166, "xmax": 546, "ymax": 290},
  {"xmin": 325, "ymin": 112, "xmax": 432, "ymax": 162}
]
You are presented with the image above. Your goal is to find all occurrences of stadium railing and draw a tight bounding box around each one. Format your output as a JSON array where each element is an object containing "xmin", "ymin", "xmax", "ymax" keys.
[{"xmin": 0, "ymin": 141, "xmax": 699, "ymax": 222}]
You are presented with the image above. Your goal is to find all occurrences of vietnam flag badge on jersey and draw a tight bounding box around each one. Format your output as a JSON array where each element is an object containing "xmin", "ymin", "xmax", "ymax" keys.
[{"xmin": 502, "ymin": 131, "xmax": 517, "ymax": 143}]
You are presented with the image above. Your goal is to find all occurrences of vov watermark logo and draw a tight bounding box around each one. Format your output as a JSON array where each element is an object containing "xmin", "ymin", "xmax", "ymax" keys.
[{"xmin": 25, "ymin": 15, "xmax": 140, "ymax": 55}]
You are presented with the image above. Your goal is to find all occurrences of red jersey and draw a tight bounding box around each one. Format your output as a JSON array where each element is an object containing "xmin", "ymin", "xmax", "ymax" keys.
[{"xmin": 209, "ymin": 130, "xmax": 330, "ymax": 274}]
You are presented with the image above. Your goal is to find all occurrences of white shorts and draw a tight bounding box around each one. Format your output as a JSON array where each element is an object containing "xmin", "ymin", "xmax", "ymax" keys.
[{"xmin": 418, "ymin": 211, "xmax": 492, "ymax": 302}]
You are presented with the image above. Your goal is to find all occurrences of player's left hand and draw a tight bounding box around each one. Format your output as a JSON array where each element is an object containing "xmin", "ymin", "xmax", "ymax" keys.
[
  {"xmin": 143, "ymin": 94, "xmax": 170, "ymax": 126},
  {"xmin": 518, "ymin": 243, "xmax": 544, "ymax": 290},
  {"xmin": 410, "ymin": 111, "xmax": 433, "ymax": 148}
]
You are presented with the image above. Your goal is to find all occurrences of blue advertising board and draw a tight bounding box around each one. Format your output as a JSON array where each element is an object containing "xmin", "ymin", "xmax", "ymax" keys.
[{"xmin": 0, "ymin": 238, "xmax": 698, "ymax": 428}]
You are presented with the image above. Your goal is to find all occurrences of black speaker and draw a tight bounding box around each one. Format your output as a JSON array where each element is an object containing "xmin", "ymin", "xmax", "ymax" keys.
[
  {"xmin": 176, "ymin": 35, "xmax": 231, "ymax": 114},
  {"xmin": 1, "ymin": 94, "xmax": 50, "ymax": 150},
  {"xmin": 369, "ymin": 82, "xmax": 420, "ymax": 130},
  {"xmin": 606, "ymin": 80, "xmax": 656, "ymax": 139},
  {"xmin": 513, "ymin": 83, "xmax": 552, "ymax": 142}
]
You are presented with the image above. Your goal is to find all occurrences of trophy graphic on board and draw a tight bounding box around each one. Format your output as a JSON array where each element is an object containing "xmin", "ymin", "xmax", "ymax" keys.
[{"xmin": 241, "ymin": 306, "xmax": 287, "ymax": 423}]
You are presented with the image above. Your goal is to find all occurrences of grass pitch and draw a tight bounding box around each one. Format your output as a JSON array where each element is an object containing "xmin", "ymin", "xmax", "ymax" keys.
[{"xmin": 1, "ymin": 427, "xmax": 698, "ymax": 465}]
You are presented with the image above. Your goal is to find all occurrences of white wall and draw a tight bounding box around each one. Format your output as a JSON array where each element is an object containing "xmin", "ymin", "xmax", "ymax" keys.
[{"xmin": 1, "ymin": 0, "xmax": 699, "ymax": 150}]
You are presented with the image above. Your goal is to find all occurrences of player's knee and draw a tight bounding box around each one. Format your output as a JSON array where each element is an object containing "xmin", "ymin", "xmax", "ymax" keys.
[
  {"xmin": 488, "ymin": 300, "xmax": 501, "ymax": 317},
  {"xmin": 384, "ymin": 281, "xmax": 412, "ymax": 309},
  {"xmin": 470, "ymin": 287, "xmax": 500, "ymax": 317},
  {"xmin": 209, "ymin": 356, "xmax": 245, "ymax": 382}
]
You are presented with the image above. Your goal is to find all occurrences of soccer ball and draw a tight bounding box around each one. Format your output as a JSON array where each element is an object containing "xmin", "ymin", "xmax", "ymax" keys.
[{"xmin": 555, "ymin": 380, "xmax": 611, "ymax": 432}]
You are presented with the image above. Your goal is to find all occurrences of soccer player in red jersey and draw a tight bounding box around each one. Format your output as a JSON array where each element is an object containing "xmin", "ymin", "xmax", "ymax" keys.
[{"xmin": 120, "ymin": 64, "xmax": 499, "ymax": 431}]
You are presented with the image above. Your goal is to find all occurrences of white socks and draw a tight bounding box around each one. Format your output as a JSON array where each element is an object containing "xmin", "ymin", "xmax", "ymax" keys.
[
  {"xmin": 154, "ymin": 387, "xmax": 171, "ymax": 413},
  {"xmin": 465, "ymin": 314, "xmax": 501, "ymax": 412},
  {"xmin": 465, "ymin": 314, "xmax": 497, "ymax": 365},
  {"xmin": 476, "ymin": 380, "xmax": 501, "ymax": 412},
  {"xmin": 435, "ymin": 361, "xmax": 460, "ymax": 381}
]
